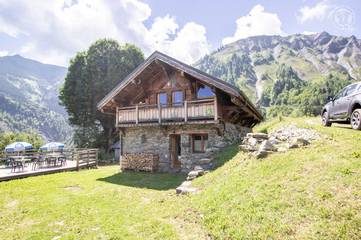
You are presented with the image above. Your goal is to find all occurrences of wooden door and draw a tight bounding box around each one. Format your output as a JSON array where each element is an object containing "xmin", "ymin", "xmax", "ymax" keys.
[{"xmin": 170, "ymin": 135, "xmax": 181, "ymax": 169}]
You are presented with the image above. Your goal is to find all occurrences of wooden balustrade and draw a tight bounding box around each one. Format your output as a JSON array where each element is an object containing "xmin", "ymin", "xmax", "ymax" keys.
[{"xmin": 117, "ymin": 98, "xmax": 217, "ymax": 126}]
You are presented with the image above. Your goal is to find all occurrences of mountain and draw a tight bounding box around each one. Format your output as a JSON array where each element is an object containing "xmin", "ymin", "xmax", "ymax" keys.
[
  {"xmin": 0, "ymin": 55, "xmax": 72, "ymax": 141},
  {"xmin": 194, "ymin": 32, "xmax": 361, "ymax": 116}
]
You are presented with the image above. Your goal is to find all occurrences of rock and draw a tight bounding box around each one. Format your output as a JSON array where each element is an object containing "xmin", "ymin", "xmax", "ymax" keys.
[
  {"xmin": 277, "ymin": 146, "xmax": 288, "ymax": 152},
  {"xmin": 291, "ymin": 137, "xmax": 310, "ymax": 146},
  {"xmin": 247, "ymin": 137, "xmax": 259, "ymax": 146},
  {"xmin": 188, "ymin": 170, "xmax": 200, "ymax": 177},
  {"xmin": 194, "ymin": 165, "xmax": 204, "ymax": 171},
  {"xmin": 186, "ymin": 169, "xmax": 205, "ymax": 181},
  {"xmin": 176, "ymin": 186, "xmax": 198, "ymax": 195},
  {"xmin": 259, "ymin": 140, "xmax": 277, "ymax": 152},
  {"xmin": 253, "ymin": 150, "xmax": 268, "ymax": 159},
  {"xmin": 239, "ymin": 144, "xmax": 257, "ymax": 152},
  {"xmin": 214, "ymin": 142, "xmax": 226, "ymax": 148},
  {"xmin": 287, "ymin": 143, "xmax": 299, "ymax": 149},
  {"xmin": 268, "ymin": 136, "xmax": 280, "ymax": 145},
  {"xmin": 180, "ymin": 181, "xmax": 192, "ymax": 187},
  {"xmin": 186, "ymin": 176, "xmax": 197, "ymax": 181},
  {"xmin": 247, "ymin": 132, "xmax": 269, "ymax": 140},
  {"xmin": 198, "ymin": 158, "xmax": 212, "ymax": 164}
]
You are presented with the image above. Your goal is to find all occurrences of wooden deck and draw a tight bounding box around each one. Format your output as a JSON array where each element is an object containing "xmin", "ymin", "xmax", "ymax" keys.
[
  {"xmin": 117, "ymin": 98, "xmax": 218, "ymax": 126},
  {"xmin": 0, "ymin": 160, "xmax": 78, "ymax": 181},
  {"xmin": 0, "ymin": 148, "xmax": 99, "ymax": 181}
]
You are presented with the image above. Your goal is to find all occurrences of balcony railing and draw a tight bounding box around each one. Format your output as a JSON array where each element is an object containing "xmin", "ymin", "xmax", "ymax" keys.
[{"xmin": 116, "ymin": 98, "xmax": 217, "ymax": 126}]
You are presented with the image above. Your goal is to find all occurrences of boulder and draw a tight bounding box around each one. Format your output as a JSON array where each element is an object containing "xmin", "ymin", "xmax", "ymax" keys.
[
  {"xmin": 247, "ymin": 137, "xmax": 259, "ymax": 146},
  {"xmin": 291, "ymin": 137, "xmax": 310, "ymax": 146},
  {"xmin": 287, "ymin": 142, "xmax": 299, "ymax": 149},
  {"xmin": 277, "ymin": 146, "xmax": 288, "ymax": 152},
  {"xmin": 239, "ymin": 144, "xmax": 258, "ymax": 152},
  {"xmin": 176, "ymin": 186, "xmax": 198, "ymax": 195},
  {"xmin": 194, "ymin": 165, "xmax": 204, "ymax": 171},
  {"xmin": 268, "ymin": 136, "xmax": 280, "ymax": 145},
  {"xmin": 247, "ymin": 132, "xmax": 269, "ymax": 140},
  {"xmin": 259, "ymin": 140, "xmax": 277, "ymax": 152}
]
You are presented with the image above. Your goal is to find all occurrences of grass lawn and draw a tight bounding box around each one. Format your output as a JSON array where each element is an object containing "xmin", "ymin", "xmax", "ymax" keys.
[{"xmin": 1, "ymin": 117, "xmax": 361, "ymax": 239}]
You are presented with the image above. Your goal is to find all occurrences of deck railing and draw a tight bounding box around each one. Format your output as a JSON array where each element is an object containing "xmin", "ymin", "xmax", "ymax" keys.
[{"xmin": 116, "ymin": 98, "xmax": 218, "ymax": 126}]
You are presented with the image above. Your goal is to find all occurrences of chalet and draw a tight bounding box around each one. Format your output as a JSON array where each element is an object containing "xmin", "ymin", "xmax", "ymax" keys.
[{"xmin": 97, "ymin": 51, "xmax": 263, "ymax": 172}]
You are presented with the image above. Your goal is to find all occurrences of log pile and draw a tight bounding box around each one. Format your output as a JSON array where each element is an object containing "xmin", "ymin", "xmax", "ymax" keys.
[{"xmin": 121, "ymin": 153, "xmax": 159, "ymax": 172}]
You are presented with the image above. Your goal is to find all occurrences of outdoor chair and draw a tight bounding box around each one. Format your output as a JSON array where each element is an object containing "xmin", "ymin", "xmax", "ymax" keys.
[
  {"xmin": 57, "ymin": 155, "xmax": 66, "ymax": 167},
  {"xmin": 10, "ymin": 159, "xmax": 24, "ymax": 173},
  {"xmin": 32, "ymin": 156, "xmax": 46, "ymax": 170}
]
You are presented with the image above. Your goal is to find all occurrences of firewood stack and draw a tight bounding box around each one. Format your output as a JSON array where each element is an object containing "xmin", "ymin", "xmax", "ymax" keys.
[{"xmin": 122, "ymin": 153, "xmax": 159, "ymax": 172}]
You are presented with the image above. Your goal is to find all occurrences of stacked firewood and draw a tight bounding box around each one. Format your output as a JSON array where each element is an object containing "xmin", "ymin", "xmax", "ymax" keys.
[{"xmin": 121, "ymin": 153, "xmax": 159, "ymax": 172}]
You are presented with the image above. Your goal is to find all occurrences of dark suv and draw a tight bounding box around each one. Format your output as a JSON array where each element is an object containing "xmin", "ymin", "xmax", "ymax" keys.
[{"xmin": 321, "ymin": 82, "xmax": 361, "ymax": 130}]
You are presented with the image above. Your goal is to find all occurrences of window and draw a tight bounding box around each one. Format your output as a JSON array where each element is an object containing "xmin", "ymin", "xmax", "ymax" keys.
[
  {"xmin": 197, "ymin": 84, "xmax": 215, "ymax": 98},
  {"xmin": 192, "ymin": 134, "xmax": 208, "ymax": 153},
  {"xmin": 345, "ymin": 84, "xmax": 358, "ymax": 96},
  {"xmin": 158, "ymin": 92, "xmax": 168, "ymax": 106},
  {"xmin": 172, "ymin": 91, "xmax": 183, "ymax": 106},
  {"xmin": 334, "ymin": 88, "xmax": 347, "ymax": 100}
]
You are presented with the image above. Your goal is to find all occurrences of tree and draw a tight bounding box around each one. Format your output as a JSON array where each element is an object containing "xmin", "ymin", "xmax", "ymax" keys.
[{"xmin": 60, "ymin": 39, "xmax": 144, "ymax": 150}]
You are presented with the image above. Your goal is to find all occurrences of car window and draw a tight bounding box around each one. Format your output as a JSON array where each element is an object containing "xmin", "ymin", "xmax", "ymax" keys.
[
  {"xmin": 334, "ymin": 88, "xmax": 347, "ymax": 100},
  {"xmin": 345, "ymin": 84, "xmax": 358, "ymax": 96}
]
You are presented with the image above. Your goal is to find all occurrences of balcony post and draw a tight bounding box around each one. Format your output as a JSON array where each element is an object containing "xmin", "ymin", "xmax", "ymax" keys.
[
  {"xmin": 214, "ymin": 96, "xmax": 218, "ymax": 121},
  {"xmin": 158, "ymin": 103, "xmax": 162, "ymax": 124},
  {"xmin": 184, "ymin": 101, "xmax": 188, "ymax": 122},
  {"xmin": 115, "ymin": 107, "xmax": 119, "ymax": 127},
  {"xmin": 136, "ymin": 105, "xmax": 139, "ymax": 124}
]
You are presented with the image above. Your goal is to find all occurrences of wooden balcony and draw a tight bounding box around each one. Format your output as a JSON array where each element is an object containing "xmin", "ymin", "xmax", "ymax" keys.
[{"xmin": 116, "ymin": 98, "xmax": 218, "ymax": 127}]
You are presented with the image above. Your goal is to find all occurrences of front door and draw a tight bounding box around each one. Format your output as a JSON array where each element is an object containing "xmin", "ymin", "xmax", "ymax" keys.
[{"xmin": 170, "ymin": 135, "xmax": 181, "ymax": 169}]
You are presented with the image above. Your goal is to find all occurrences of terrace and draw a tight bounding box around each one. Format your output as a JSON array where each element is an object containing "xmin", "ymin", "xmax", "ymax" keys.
[{"xmin": 116, "ymin": 98, "xmax": 218, "ymax": 127}]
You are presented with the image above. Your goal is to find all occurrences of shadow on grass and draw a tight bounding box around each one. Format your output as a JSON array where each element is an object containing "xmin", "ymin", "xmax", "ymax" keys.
[
  {"xmin": 97, "ymin": 171, "xmax": 186, "ymax": 190},
  {"xmin": 97, "ymin": 144, "xmax": 239, "ymax": 190},
  {"xmin": 211, "ymin": 144, "xmax": 239, "ymax": 169}
]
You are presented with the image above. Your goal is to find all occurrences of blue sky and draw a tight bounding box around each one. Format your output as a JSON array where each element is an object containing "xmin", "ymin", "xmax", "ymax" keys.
[{"xmin": 0, "ymin": 0, "xmax": 359, "ymax": 66}]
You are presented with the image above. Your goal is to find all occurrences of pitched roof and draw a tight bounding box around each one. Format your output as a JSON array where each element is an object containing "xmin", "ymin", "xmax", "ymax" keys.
[{"xmin": 97, "ymin": 51, "xmax": 263, "ymax": 120}]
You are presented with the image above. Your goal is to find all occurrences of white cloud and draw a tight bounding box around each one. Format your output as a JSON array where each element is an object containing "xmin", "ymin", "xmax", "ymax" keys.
[
  {"xmin": 298, "ymin": 1, "xmax": 331, "ymax": 23},
  {"xmin": 222, "ymin": 4, "xmax": 284, "ymax": 45},
  {"xmin": 0, "ymin": 50, "xmax": 8, "ymax": 56},
  {"xmin": 149, "ymin": 17, "xmax": 209, "ymax": 64},
  {"xmin": 0, "ymin": 0, "xmax": 209, "ymax": 65}
]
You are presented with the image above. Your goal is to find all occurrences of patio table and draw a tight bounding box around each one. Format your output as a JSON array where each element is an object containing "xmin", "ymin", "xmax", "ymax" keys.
[{"xmin": 9, "ymin": 156, "xmax": 32, "ymax": 172}]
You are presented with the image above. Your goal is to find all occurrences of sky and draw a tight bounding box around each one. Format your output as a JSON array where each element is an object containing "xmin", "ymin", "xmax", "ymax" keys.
[{"xmin": 0, "ymin": 0, "xmax": 359, "ymax": 66}]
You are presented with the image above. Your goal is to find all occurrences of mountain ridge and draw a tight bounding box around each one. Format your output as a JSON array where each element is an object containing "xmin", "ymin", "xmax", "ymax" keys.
[
  {"xmin": 0, "ymin": 54, "xmax": 72, "ymax": 141},
  {"xmin": 194, "ymin": 32, "xmax": 361, "ymax": 116}
]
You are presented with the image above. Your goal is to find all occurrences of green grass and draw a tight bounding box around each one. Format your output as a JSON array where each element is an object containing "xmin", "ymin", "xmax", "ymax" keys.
[{"xmin": 1, "ymin": 117, "xmax": 361, "ymax": 239}]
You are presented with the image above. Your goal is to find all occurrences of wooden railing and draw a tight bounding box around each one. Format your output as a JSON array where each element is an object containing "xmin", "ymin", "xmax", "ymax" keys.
[
  {"xmin": 71, "ymin": 148, "xmax": 99, "ymax": 170},
  {"xmin": 116, "ymin": 98, "xmax": 218, "ymax": 126}
]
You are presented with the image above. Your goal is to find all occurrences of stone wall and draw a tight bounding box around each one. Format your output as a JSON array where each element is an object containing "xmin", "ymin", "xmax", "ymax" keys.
[{"xmin": 120, "ymin": 122, "xmax": 250, "ymax": 172}]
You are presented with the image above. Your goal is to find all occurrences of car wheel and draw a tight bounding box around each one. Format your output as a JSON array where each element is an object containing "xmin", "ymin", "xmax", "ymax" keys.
[
  {"xmin": 350, "ymin": 109, "xmax": 361, "ymax": 130},
  {"xmin": 322, "ymin": 111, "xmax": 332, "ymax": 127}
]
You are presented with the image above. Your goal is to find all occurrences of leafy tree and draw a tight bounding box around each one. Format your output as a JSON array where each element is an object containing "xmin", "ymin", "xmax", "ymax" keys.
[
  {"xmin": 60, "ymin": 39, "xmax": 144, "ymax": 150},
  {"xmin": 0, "ymin": 131, "xmax": 44, "ymax": 151}
]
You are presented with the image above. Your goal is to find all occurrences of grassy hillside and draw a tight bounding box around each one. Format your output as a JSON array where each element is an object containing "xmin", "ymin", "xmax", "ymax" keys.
[{"xmin": 1, "ymin": 117, "xmax": 361, "ymax": 239}]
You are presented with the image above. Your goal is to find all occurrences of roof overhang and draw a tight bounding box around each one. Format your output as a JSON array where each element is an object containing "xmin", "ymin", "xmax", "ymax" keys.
[{"xmin": 97, "ymin": 51, "xmax": 263, "ymax": 122}]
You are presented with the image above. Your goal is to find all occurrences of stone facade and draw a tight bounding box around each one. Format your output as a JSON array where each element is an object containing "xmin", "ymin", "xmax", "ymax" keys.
[{"xmin": 120, "ymin": 122, "xmax": 250, "ymax": 172}]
